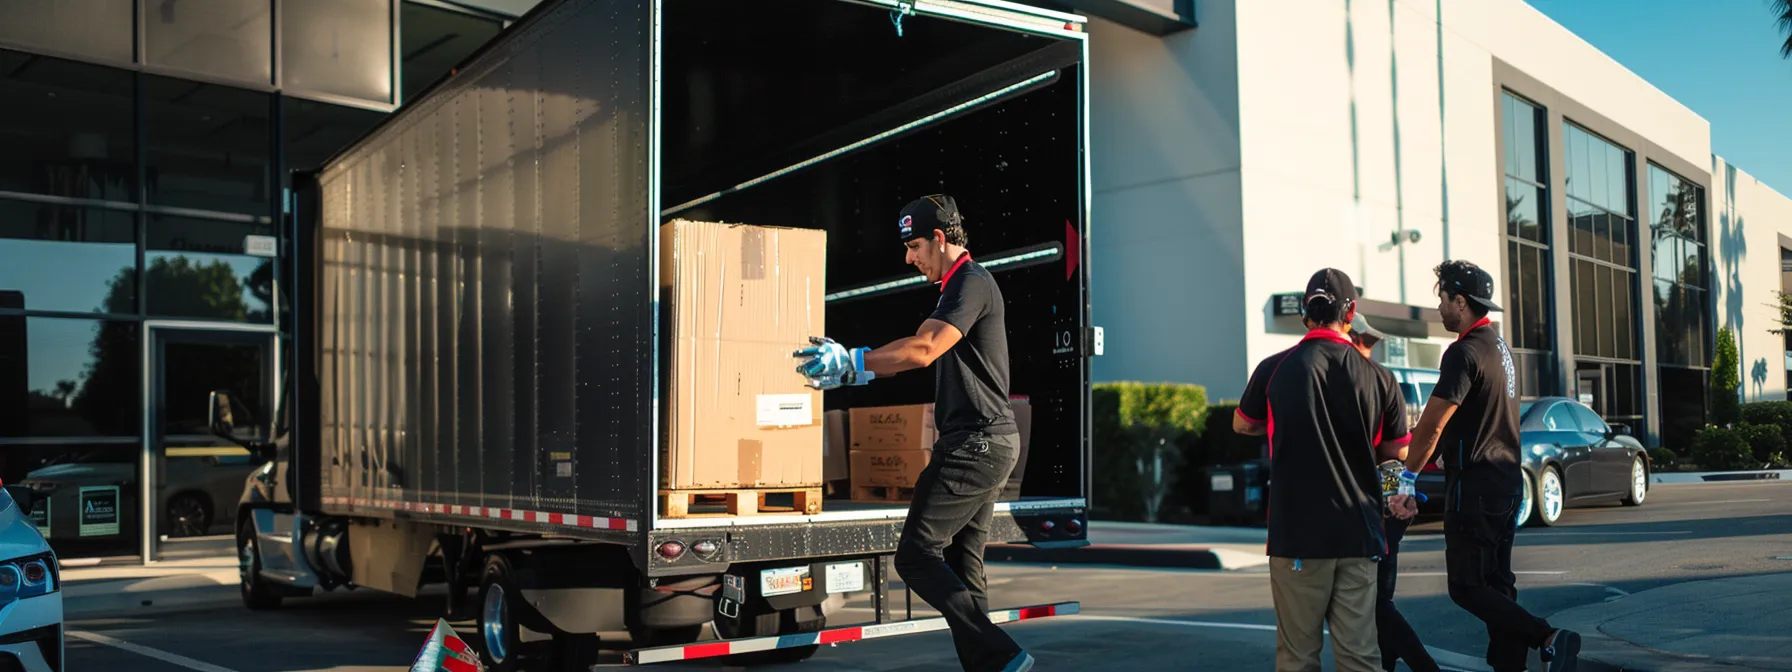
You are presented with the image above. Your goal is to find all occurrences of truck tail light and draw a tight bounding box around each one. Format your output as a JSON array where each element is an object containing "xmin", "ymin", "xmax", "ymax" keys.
[
  {"xmin": 656, "ymin": 541, "xmax": 686, "ymax": 560},
  {"xmin": 1064, "ymin": 518, "xmax": 1083, "ymax": 535},
  {"xmin": 1038, "ymin": 520, "xmax": 1055, "ymax": 534}
]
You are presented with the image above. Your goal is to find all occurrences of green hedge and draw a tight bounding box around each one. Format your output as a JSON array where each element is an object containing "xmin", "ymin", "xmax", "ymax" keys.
[
  {"xmin": 1737, "ymin": 424, "xmax": 1786, "ymax": 466},
  {"xmin": 1092, "ymin": 382, "xmax": 1207, "ymax": 523},
  {"xmin": 1691, "ymin": 426, "xmax": 1754, "ymax": 471}
]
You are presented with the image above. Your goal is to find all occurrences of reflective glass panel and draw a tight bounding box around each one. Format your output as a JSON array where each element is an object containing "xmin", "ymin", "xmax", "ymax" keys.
[
  {"xmin": 142, "ymin": 0, "xmax": 272, "ymax": 85},
  {"xmin": 144, "ymin": 75, "xmax": 273, "ymax": 216},
  {"xmin": 0, "ymin": 199, "xmax": 137, "ymax": 314},
  {"xmin": 0, "ymin": 50, "xmax": 136, "ymax": 201},
  {"xmin": 0, "ymin": 316, "xmax": 139, "ymax": 437}
]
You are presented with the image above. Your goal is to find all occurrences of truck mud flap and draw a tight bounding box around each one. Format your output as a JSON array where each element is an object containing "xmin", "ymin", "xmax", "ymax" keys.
[{"xmin": 623, "ymin": 601, "xmax": 1079, "ymax": 665}]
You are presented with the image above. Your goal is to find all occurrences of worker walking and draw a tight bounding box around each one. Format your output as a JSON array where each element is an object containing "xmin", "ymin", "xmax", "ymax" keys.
[
  {"xmin": 793, "ymin": 195, "xmax": 1033, "ymax": 672},
  {"xmin": 1234, "ymin": 268, "xmax": 1415, "ymax": 672},
  {"xmin": 1348, "ymin": 315, "xmax": 1441, "ymax": 672},
  {"xmin": 1399, "ymin": 260, "xmax": 1580, "ymax": 672}
]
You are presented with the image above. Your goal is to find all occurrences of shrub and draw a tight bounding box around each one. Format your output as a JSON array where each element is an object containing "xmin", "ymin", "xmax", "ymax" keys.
[
  {"xmin": 1712, "ymin": 328, "xmax": 1742, "ymax": 426},
  {"xmin": 1647, "ymin": 447, "xmax": 1678, "ymax": 470},
  {"xmin": 1738, "ymin": 423, "xmax": 1786, "ymax": 466},
  {"xmin": 1741, "ymin": 401, "xmax": 1792, "ymax": 448},
  {"xmin": 1092, "ymin": 382, "xmax": 1207, "ymax": 522},
  {"xmin": 1691, "ymin": 426, "xmax": 1754, "ymax": 471}
]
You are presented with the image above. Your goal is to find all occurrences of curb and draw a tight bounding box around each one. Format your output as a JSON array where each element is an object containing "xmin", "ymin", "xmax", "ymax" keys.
[
  {"xmin": 63, "ymin": 570, "xmax": 242, "ymax": 616},
  {"xmin": 1650, "ymin": 469, "xmax": 1791, "ymax": 485},
  {"xmin": 986, "ymin": 543, "xmax": 1267, "ymax": 571},
  {"xmin": 1545, "ymin": 573, "xmax": 1792, "ymax": 672}
]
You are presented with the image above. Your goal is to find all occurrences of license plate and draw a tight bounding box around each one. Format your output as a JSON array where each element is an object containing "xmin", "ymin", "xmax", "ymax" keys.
[
  {"xmin": 825, "ymin": 562, "xmax": 865, "ymax": 594},
  {"xmin": 760, "ymin": 566, "xmax": 812, "ymax": 597},
  {"xmin": 1211, "ymin": 473, "xmax": 1235, "ymax": 492}
]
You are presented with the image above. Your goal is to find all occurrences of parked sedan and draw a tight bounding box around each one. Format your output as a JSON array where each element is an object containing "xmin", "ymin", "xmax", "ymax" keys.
[{"xmin": 1416, "ymin": 397, "xmax": 1649, "ymax": 526}]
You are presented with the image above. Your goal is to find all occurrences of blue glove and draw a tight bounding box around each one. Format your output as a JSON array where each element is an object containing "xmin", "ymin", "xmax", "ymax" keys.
[
  {"xmin": 792, "ymin": 337, "xmax": 875, "ymax": 390},
  {"xmin": 1396, "ymin": 470, "xmax": 1428, "ymax": 503}
]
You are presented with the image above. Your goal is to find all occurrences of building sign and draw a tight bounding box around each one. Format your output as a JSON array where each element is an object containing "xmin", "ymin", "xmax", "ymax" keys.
[
  {"xmin": 1271, "ymin": 293, "xmax": 1304, "ymax": 316},
  {"xmin": 244, "ymin": 234, "xmax": 278, "ymax": 257},
  {"xmin": 79, "ymin": 485, "xmax": 120, "ymax": 537},
  {"xmin": 29, "ymin": 498, "xmax": 49, "ymax": 537}
]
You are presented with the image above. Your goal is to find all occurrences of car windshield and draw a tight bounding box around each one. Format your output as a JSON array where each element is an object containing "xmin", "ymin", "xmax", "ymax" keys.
[{"xmin": 1520, "ymin": 401, "xmax": 1534, "ymax": 417}]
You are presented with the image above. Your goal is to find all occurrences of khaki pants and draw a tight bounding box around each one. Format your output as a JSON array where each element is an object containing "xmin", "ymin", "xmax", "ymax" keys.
[{"xmin": 1270, "ymin": 556, "xmax": 1381, "ymax": 672}]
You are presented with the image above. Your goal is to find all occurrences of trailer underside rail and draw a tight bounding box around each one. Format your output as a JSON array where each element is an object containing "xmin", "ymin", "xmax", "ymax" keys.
[{"xmin": 623, "ymin": 601, "xmax": 1081, "ymax": 665}]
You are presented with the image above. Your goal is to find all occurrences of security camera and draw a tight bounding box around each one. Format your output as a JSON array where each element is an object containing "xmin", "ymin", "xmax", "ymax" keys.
[{"xmin": 1390, "ymin": 229, "xmax": 1422, "ymax": 245}]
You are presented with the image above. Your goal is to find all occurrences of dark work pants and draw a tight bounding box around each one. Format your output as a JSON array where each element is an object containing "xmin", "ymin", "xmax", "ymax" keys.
[
  {"xmin": 1444, "ymin": 494, "xmax": 1555, "ymax": 672},
  {"xmin": 1377, "ymin": 517, "xmax": 1438, "ymax": 672},
  {"xmin": 894, "ymin": 430, "xmax": 1023, "ymax": 672}
]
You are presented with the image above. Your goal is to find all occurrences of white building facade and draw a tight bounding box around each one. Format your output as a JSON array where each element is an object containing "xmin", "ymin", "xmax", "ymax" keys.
[{"xmin": 1071, "ymin": 0, "xmax": 1792, "ymax": 450}]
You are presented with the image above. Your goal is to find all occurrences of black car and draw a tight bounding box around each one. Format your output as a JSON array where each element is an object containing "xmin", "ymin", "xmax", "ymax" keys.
[{"xmin": 1416, "ymin": 396, "xmax": 1650, "ymax": 526}]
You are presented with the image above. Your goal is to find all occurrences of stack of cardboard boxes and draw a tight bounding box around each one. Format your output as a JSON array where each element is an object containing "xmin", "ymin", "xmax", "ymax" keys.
[{"xmin": 840, "ymin": 399, "xmax": 1031, "ymax": 503}]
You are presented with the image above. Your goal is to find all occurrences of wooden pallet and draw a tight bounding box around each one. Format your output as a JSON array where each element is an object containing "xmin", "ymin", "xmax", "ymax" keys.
[
  {"xmin": 660, "ymin": 487, "xmax": 822, "ymax": 518},
  {"xmin": 850, "ymin": 484, "xmax": 916, "ymax": 503}
]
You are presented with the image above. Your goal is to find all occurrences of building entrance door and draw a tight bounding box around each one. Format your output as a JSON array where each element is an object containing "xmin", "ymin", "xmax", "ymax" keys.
[{"xmin": 145, "ymin": 324, "xmax": 276, "ymax": 562}]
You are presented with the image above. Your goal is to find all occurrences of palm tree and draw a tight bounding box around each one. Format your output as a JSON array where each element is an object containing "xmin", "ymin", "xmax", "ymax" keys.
[{"xmin": 1777, "ymin": 0, "xmax": 1792, "ymax": 58}]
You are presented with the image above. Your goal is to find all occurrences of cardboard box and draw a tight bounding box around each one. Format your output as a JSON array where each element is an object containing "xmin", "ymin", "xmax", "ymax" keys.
[
  {"xmin": 660, "ymin": 220, "xmax": 826, "ymax": 490},
  {"xmin": 824, "ymin": 410, "xmax": 848, "ymax": 482},
  {"xmin": 850, "ymin": 449, "xmax": 932, "ymax": 489},
  {"xmin": 849, "ymin": 404, "xmax": 937, "ymax": 452}
]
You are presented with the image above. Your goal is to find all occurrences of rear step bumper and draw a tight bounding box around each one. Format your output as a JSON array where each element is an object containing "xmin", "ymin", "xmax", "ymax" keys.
[{"xmin": 624, "ymin": 601, "xmax": 1081, "ymax": 665}]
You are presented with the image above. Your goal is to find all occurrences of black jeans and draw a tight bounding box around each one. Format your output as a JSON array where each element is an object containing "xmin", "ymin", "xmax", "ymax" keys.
[
  {"xmin": 1377, "ymin": 516, "xmax": 1438, "ymax": 672},
  {"xmin": 894, "ymin": 429, "xmax": 1023, "ymax": 672},
  {"xmin": 1444, "ymin": 494, "xmax": 1554, "ymax": 672}
]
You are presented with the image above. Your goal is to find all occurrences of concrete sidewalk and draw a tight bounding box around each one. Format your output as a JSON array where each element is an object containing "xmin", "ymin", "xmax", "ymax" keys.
[
  {"xmin": 60, "ymin": 536, "xmax": 240, "ymax": 616},
  {"xmin": 987, "ymin": 520, "xmax": 1269, "ymax": 570},
  {"xmin": 1551, "ymin": 572, "xmax": 1792, "ymax": 671}
]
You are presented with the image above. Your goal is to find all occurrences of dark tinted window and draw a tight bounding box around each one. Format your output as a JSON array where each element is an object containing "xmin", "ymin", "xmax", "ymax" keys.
[
  {"xmin": 0, "ymin": 199, "xmax": 137, "ymax": 314},
  {"xmin": 144, "ymin": 75, "xmax": 273, "ymax": 216},
  {"xmin": 1543, "ymin": 404, "xmax": 1578, "ymax": 432},
  {"xmin": 0, "ymin": 50, "xmax": 137, "ymax": 200},
  {"xmin": 1568, "ymin": 402, "xmax": 1608, "ymax": 434},
  {"xmin": 145, "ymin": 214, "xmax": 275, "ymax": 322},
  {"xmin": 0, "ymin": 316, "xmax": 139, "ymax": 437}
]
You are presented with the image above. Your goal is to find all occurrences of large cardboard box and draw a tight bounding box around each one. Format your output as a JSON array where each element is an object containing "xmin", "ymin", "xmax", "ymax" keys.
[
  {"xmin": 850, "ymin": 449, "xmax": 931, "ymax": 489},
  {"xmin": 660, "ymin": 220, "xmax": 826, "ymax": 490},
  {"xmin": 849, "ymin": 404, "xmax": 936, "ymax": 451},
  {"xmin": 824, "ymin": 410, "xmax": 848, "ymax": 482}
]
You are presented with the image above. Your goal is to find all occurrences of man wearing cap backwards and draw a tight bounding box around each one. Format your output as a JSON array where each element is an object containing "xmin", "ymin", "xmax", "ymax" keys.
[
  {"xmin": 792, "ymin": 195, "xmax": 1032, "ymax": 672},
  {"xmin": 1397, "ymin": 260, "xmax": 1581, "ymax": 672},
  {"xmin": 1347, "ymin": 314, "xmax": 1440, "ymax": 672},
  {"xmin": 1233, "ymin": 268, "xmax": 1413, "ymax": 672}
]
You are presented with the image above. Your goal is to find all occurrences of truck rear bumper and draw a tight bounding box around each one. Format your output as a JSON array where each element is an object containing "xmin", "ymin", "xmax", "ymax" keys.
[{"xmin": 625, "ymin": 601, "xmax": 1080, "ymax": 665}]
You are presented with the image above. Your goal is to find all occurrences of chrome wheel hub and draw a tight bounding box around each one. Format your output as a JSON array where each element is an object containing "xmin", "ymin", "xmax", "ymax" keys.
[
  {"xmin": 1632, "ymin": 459, "xmax": 1646, "ymax": 502},
  {"xmin": 1541, "ymin": 470, "xmax": 1564, "ymax": 522},
  {"xmin": 483, "ymin": 583, "xmax": 509, "ymax": 663}
]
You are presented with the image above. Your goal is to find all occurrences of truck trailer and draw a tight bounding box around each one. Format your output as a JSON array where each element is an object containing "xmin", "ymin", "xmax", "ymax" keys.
[{"xmin": 214, "ymin": 0, "xmax": 1098, "ymax": 668}]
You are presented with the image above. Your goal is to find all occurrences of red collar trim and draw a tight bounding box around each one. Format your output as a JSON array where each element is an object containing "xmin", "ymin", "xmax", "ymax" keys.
[
  {"xmin": 1300, "ymin": 328, "xmax": 1353, "ymax": 346},
  {"xmin": 1457, "ymin": 317, "xmax": 1493, "ymax": 341},
  {"xmin": 939, "ymin": 253, "xmax": 972, "ymax": 292}
]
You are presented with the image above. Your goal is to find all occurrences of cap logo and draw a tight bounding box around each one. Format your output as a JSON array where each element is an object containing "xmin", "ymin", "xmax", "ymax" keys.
[{"xmin": 898, "ymin": 215, "xmax": 914, "ymax": 239}]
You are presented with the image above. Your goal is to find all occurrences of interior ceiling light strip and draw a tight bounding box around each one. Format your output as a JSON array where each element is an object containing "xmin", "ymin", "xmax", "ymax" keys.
[
  {"xmin": 825, "ymin": 243, "xmax": 1061, "ymax": 303},
  {"xmin": 660, "ymin": 71, "xmax": 1059, "ymax": 219}
]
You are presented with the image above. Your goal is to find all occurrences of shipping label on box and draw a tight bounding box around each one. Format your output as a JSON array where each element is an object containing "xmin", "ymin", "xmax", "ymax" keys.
[
  {"xmin": 850, "ymin": 449, "xmax": 932, "ymax": 489},
  {"xmin": 849, "ymin": 404, "xmax": 936, "ymax": 452},
  {"xmin": 661, "ymin": 220, "xmax": 826, "ymax": 490}
]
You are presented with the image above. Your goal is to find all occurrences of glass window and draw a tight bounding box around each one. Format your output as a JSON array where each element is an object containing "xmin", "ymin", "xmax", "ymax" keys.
[
  {"xmin": 0, "ymin": 50, "xmax": 137, "ymax": 201},
  {"xmin": 0, "ymin": 199, "xmax": 137, "ymax": 314},
  {"xmin": 1544, "ymin": 404, "xmax": 1577, "ymax": 432},
  {"xmin": 284, "ymin": 98, "xmax": 387, "ymax": 176},
  {"xmin": 142, "ymin": 0, "xmax": 273, "ymax": 85},
  {"xmin": 0, "ymin": 316, "xmax": 139, "ymax": 437},
  {"xmin": 1502, "ymin": 92, "xmax": 1555, "ymax": 397},
  {"xmin": 283, "ymin": 0, "xmax": 394, "ymax": 104},
  {"xmin": 1506, "ymin": 178, "xmax": 1545, "ymax": 242},
  {"xmin": 1568, "ymin": 402, "xmax": 1608, "ymax": 434},
  {"xmin": 0, "ymin": 0, "xmax": 134, "ymax": 64},
  {"xmin": 401, "ymin": 2, "xmax": 505, "ymax": 105},
  {"xmin": 145, "ymin": 214, "xmax": 274, "ymax": 322},
  {"xmin": 144, "ymin": 75, "xmax": 273, "ymax": 216},
  {"xmin": 1615, "ymin": 269, "xmax": 1634, "ymax": 360}
]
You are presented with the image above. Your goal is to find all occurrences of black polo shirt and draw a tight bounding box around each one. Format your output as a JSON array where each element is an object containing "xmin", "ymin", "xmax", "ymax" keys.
[
  {"xmin": 928, "ymin": 255, "xmax": 1016, "ymax": 435},
  {"xmin": 1431, "ymin": 317, "xmax": 1524, "ymax": 502},
  {"xmin": 1237, "ymin": 329, "xmax": 1409, "ymax": 559}
]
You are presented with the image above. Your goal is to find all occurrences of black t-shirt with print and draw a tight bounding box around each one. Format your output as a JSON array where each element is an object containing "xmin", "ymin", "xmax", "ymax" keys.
[
  {"xmin": 1237, "ymin": 330, "xmax": 1409, "ymax": 559},
  {"xmin": 1431, "ymin": 319, "xmax": 1524, "ymax": 501},
  {"xmin": 928, "ymin": 257, "xmax": 1016, "ymax": 435}
]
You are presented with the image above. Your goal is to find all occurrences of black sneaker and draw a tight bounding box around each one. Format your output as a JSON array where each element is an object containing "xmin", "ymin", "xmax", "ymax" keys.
[{"xmin": 1542, "ymin": 629, "xmax": 1581, "ymax": 672}]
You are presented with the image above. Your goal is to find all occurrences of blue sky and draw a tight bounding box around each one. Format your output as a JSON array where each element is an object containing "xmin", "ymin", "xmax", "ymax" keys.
[{"xmin": 1524, "ymin": 0, "xmax": 1792, "ymax": 192}]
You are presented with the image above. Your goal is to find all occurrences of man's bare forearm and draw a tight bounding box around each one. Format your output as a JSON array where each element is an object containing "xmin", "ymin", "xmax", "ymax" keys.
[
  {"xmin": 863, "ymin": 337, "xmax": 933, "ymax": 376},
  {"xmin": 1403, "ymin": 401, "xmax": 1458, "ymax": 473}
]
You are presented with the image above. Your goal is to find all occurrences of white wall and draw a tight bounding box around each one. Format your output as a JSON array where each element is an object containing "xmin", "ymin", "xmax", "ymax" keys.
[
  {"xmin": 1710, "ymin": 156, "xmax": 1792, "ymax": 403},
  {"xmin": 1086, "ymin": 1, "xmax": 1250, "ymax": 398}
]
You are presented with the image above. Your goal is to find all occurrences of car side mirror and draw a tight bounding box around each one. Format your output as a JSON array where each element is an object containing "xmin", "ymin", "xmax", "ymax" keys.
[
  {"xmin": 209, "ymin": 389, "xmax": 235, "ymax": 437},
  {"xmin": 1607, "ymin": 423, "xmax": 1629, "ymax": 439},
  {"xmin": 4, "ymin": 484, "xmax": 39, "ymax": 516}
]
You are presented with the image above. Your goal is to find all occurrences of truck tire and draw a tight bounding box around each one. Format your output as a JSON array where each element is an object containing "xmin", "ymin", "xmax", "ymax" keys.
[
  {"xmin": 238, "ymin": 520, "xmax": 284, "ymax": 611},
  {"xmin": 713, "ymin": 605, "xmax": 825, "ymax": 664},
  {"xmin": 477, "ymin": 554, "xmax": 523, "ymax": 672}
]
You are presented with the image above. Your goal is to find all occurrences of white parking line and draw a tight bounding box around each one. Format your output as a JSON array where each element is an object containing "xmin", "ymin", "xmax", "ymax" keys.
[
  {"xmin": 1400, "ymin": 571, "xmax": 1569, "ymax": 577},
  {"xmin": 68, "ymin": 630, "xmax": 244, "ymax": 672},
  {"xmin": 1677, "ymin": 499, "xmax": 1772, "ymax": 505},
  {"xmin": 1069, "ymin": 615, "xmax": 1490, "ymax": 671}
]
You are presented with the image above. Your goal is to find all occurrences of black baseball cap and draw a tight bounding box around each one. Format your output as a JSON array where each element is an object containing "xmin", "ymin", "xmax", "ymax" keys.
[
  {"xmin": 1350, "ymin": 313, "xmax": 1386, "ymax": 343},
  {"xmin": 1305, "ymin": 268, "xmax": 1360, "ymax": 310},
  {"xmin": 1440, "ymin": 261, "xmax": 1503, "ymax": 312},
  {"xmin": 897, "ymin": 194, "xmax": 962, "ymax": 243}
]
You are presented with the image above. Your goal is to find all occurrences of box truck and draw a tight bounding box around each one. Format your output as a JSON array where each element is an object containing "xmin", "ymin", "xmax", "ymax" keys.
[{"xmin": 212, "ymin": 0, "xmax": 1097, "ymax": 668}]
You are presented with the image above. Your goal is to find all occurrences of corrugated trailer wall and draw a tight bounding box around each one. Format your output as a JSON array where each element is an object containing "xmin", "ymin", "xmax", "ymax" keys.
[{"xmin": 312, "ymin": 0, "xmax": 654, "ymax": 533}]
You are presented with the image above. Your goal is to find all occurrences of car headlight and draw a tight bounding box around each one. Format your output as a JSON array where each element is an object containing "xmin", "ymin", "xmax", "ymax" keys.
[{"xmin": 0, "ymin": 553, "xmax": 58, "ymax": 602}]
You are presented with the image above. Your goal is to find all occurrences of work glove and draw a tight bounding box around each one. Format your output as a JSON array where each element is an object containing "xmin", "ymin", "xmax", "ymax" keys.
[
  {"xmin": 1378, "ymin": 460, "xmax": 1427, "ymax": 503},
  {"xmin": 792, "ymin": 337, "xmax": 875, "ymax": 390}
]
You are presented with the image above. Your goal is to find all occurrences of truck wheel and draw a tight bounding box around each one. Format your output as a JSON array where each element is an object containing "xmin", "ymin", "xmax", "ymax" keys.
[
  {"xmin": 713, "ymin": 606, "xmax": 825, "ymax": 664},
  {"xmin": 238, "ymin": 520, "xmax": 283, "ymax": 610},
  {"xmin": 477, "ymin": 554, "xmax": 523, "ymax": 672}
]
